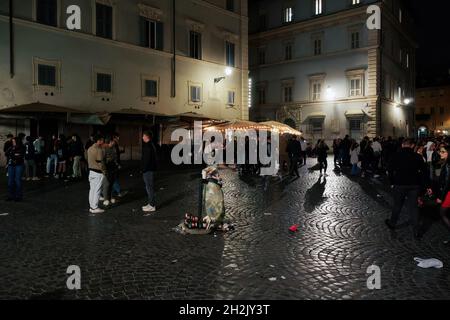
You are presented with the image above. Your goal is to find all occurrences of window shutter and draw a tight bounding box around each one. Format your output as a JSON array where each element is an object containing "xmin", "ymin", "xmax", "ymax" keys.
[
  {"xmin": 156, "ymin": 22, "xmax": 164, "ymax": 50},
  {"xmin": 140, "ymin": 17, "xmax": 149, "ymax": 47},
  {"xmin": 105, "ymin": 6, "xmax": 113, "ymax": 39}
]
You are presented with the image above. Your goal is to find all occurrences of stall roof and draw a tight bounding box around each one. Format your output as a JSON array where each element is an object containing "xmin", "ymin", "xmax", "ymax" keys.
[
  {"xmin": 0, "ymin": 103, "xmax": 81, "ymax": 114},
  {"xmin": 260, "ymin": 121, "xmax": 302, "ymax": 136}
]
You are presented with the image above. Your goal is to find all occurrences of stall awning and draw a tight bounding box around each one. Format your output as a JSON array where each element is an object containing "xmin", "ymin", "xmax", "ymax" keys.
[
  {"xmin": 259, "ymin": 121, "xmax": 302, "ymax": 136},
  {"xmin": 0, "ymin": 103, "xmax": 81, "ymax": 114},
  {"xmin": 68, "ymin": 113, "xmax": 111, "ymax": 125}
]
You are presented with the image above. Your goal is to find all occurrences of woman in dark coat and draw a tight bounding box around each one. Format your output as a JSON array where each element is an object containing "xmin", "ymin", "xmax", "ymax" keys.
[{"xmin": 435, "ymin": 145, "xmax": 450, "ymax": 243}]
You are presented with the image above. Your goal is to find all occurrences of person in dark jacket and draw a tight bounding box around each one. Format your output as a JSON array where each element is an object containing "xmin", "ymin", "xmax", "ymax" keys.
[
  {"xmin": 6, "ymin": 137, "xmax": 25, "ymax": 201},
  {"xmin": 316, "ymin": 140, "xmax": 330, "ymax": 176},
  {"xmin": 142, "ymin": 131, "xmax": 158, "ymax": 214},
  {"xmin": 24, "ymin": 136, "xmax": 39, "ymax": 181},
  {"xmin": 435, "ymin": 146, "xmax": 450, "ymax": 243},
  {"xmin": 3, "ymin": 133, "xmax": 14, "ymax": 165},
  {"xmin": 287, "ymin": 136, "xmax": 301, "ymax": 177},
  {"xmin": 69, "ymin": 134, "xmax": 84, "ymax": 179},
  {"xmin": 386, "ymin": 139, "xmax": 431, "ymax": 239}
]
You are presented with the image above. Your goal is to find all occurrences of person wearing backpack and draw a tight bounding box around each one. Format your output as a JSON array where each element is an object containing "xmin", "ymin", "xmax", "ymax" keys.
[{"xmin": 142, "ymin": 131, "xmax": 158, "ymax": 214}]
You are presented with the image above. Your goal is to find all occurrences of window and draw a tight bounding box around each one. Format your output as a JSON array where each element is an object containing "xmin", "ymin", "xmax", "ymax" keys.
[
  {"xmin": 399, "ymin": 49, "xmax": 403, "ymax": 64},
  {"xmin": 348, "ymin": 75, "xmax": 363, "ymax": 97},
  {"xmin": 96, "ymin": 73, "xmax": 112, "ymax": 93},
  {"xmin": 189, "ymin": 83, "xmax": 202, "ymax": 103},
  {"xmin": 258, "ymin": 87, "xmax": 266, "ymax": 104},
  {"xmin": 144, "ymin": 80, "xmax": 158, "ymax": 98},
  {"xmin": 33, "ymin": 58, "xmax": 61, "ymax": 90},
  {"xmin": 285, "ymin": 43, "xmax": 293, "ymax": 60},
  {"xmin": 310, "ymin": 119, "xmax": 323, "ymax": 133},
  {"xmin": 190, "ymin": 31, "xmax": 202, "ymax": 60},
  {"xmin": 283, "ymin": 86, "xmax": 293, "ymax": 103},
  {"xmin": 140, "ymin": 17, "xmax": 164, "ymax": 50},
  {"xmin": 227, "ymin": 90, "xmax": 236, "ymax": 105},
  {"xmin": 314, "ymin": 39, "xmax": 322, "ymax": 55},
  {"xmin": 226, "ymin": 41, "xmax": 235, "ymax": 67},
  {"xmin": 311, "ymin": 82, "xmax": 322, "ymax": 101},
  {"xmin": 351, "ymin": 32, "xmax": 360, "ymax": 49},
  {"xmin": 352, "ymin": 0, "xmax": 360, "ymax": 5},
  {"xmin": 38, "ymin": 64, "xmax": 56, "ymax": 87},
  {"xmin": 314, "ymin": 0, "xmax": 323, "ymax": 15},
  {"xmin": 349, "ymin": 119, "xmax": 362, "ymax": 131},
  {"xmin": 226, "ymin": 0, "xmax": 234, "ymax": 12},
  {"xmin": 259, "ymin": 14, "xmax": 267, "ymax": 31},
  {"xmin": 258, "ymin": 48, "xmax": 266, "ymax": 65},
  {"xmin": 284, "ymin": 7, "xmax": 293, "ymax": 23},
  {"xmin": 36, "ymin": 0, "xmax": 57, "ymax": 27},
  {"xmin": 96, "ymin": 3, "xmax": 113, "ymax": 39}
]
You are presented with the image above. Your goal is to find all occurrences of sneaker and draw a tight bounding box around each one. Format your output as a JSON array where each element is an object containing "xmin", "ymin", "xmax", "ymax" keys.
[
  {"xmin": 111, "ymin": 198, "xmax": 117, "ymax": 204},
  {"xmin": 26, "ymin": 177, "xmax": 31, "ymax": 181},
  {"xmin": 89, "ymin": 208, "xmax": 105, "ymax": 214},
  {"xmin": 103, "ymin": 200, "xmax": 110, "ymax": 207},
  {"xmin": 142, "ymin": 205, "xmax": 156, "ymax": 212},
  {"xmin": 54, "ymin": 175, "xmax": 59, "ymax": 179},
  {"xmin": 32, "ymin": 177, "xmax": 41, "ymax": 181},
  {"xmin": 374, "ymin": 174, "xmax": 380, "ymax": 178},
  {"xmin": 99, "ymin": 196, "xmax": 105, "ymax": 201}
]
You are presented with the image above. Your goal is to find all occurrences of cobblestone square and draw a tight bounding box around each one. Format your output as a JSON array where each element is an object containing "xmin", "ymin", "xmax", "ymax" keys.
[{"xmin": 1, "ymin": 158, "xmax": 449, "ymax": 300}]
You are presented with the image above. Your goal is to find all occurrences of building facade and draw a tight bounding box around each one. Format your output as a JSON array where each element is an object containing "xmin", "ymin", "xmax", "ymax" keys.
[
  {"xmin": 0, "ymin": 0, "xmax": 249, "ymax": 165},
  {"xmin": 415, "ymin": 85, "xmax": 450, "ymax": 138},
  {"xmin": 248, "ymin": 0, "xmax": 415, "ymax": 144}
]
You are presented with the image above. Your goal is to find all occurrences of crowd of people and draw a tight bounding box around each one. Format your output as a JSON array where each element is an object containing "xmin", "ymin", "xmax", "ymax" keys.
[{"xmin": 2, "ymin": 131, "xmax": 158, "ymax": 216}]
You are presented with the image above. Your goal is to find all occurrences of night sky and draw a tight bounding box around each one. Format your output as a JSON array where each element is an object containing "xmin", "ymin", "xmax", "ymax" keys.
[{"xmin": 409, "ymin": 0, "xmax": 450, "ymax": 87}]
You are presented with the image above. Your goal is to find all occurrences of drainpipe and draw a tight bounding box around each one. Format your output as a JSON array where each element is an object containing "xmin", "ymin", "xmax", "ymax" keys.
[
  {"xmin": 171, "ymin": 0, "xmax": 176, "ymax": 97},
  {"xmin": 9, "ymin": 0, "xmax": 14, "ymax": 78}
]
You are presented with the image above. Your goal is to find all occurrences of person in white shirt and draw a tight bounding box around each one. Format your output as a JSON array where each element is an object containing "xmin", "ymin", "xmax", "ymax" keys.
[
  {"xmin": 372, "ymin": 137, "xmax": 383, "ymax": 178},
  {"xmin": 300, "ymin": 137, "xmax": 308, "ymax": 165}
]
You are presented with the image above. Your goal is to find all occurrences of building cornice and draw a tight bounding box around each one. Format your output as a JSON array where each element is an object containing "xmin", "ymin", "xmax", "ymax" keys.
[
  {"xmin": 192, "ymin": 0, "xmax": 248, "ymax": 20},
  {"xmin": 257, "ymin": 95, "xmax": 379, "ymax": 110},
  {"xmin": 249, "ymin": 4, "xmax": 375, "ymax": 42},
  {"xmin": 250, "ymin": 45, "xmax": 377, "ymax": 70}
]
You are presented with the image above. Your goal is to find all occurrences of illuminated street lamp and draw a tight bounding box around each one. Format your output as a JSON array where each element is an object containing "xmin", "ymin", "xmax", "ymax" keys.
[
  {"xmin": 404, "ymin": 98, "xmax": 413, "ymax": 105},
  {"xmin": 325, "ymin": 86, "xmax": 336, "ymax": 101},
  {"xmin": 214, "ymin": 67, "xmax": 233, "ymax": 83}
]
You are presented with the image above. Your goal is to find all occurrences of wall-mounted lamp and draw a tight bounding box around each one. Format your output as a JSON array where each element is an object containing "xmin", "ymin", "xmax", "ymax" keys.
[
  {"xmin": 404, "ymin": 98, "xmax": 413, "ymax": 105},
  {"xmin": 214, "ymin": 67, "xmax": 233, "ymax": 83}
]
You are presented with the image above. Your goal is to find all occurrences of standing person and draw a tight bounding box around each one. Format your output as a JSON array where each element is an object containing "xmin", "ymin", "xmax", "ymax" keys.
[
  {"xmin": 87, "ymin": 135, "xmax": 106, "ymax": 214},
  {"xmin": 333, "ymin": 139, "xmax": 341, "ymax": 168},
  {"xmin": 350, "ymin": 141, "xmax": 360, "ymax": 176},
  {"xmin": 102, "ymin": 137, "xmax": 119, "ymax": 207},
  {"xmin": 287, "ymin": 136, "xmax": 300, "ymax": 178},
  {"xmin": 372, "ymin": 137, "xmax": 383, "ymax": 178},
  {"xmin": 5, "ymin": 137, "xmax": 25, "ymax": 201},
  {"xmin": 316, "ymin": 140, "xmax": 330, "ymax": 176},
  {"xmin": 435, "ymin": 146, "xmax": 450, "ymax": 244},
  {"xmin": 69, "ymin": 134, "xmax": 84, "ymax": 179},
  {"xmin": 24, "ymin": 136, "xmax": 39, "ymax": 181},
  {"xmin": 300, "ymin": 137, "xmax": 307, "ymax": 165},
  {"xmin": 33, "ymin": 135, "xmax": 45, "ymax": 177},
  {"xmin": 386, "ymin": 139, "xmax": 430, "ymax": 239},
  {"xmin": 341, "ymin": 135, "xmax": 351, "ymax": 167},
  {"xmin": 3, "ymin": 134, "xmax": 14, "ymax": 176},
  {"xmin": 55, "ymin": 134, "xmax": 68, "ymax": 180},
  {"xmin": 46, "ymin": 134, "xmax": 58, "ymax": 177},
  {"xmin": 142, "ymin": 131, "xmax": 158, "ymax": 214},
  {"xmin": 85, "ymin": 135, "xmax": 95, "ymax": 151},
  {"xmin": 112, "ymin": 133, "xmax": 125, "ymax": 198},
  {"xmin": 360, "ymin": 139, "xmax": 373, "ymax": 178}
]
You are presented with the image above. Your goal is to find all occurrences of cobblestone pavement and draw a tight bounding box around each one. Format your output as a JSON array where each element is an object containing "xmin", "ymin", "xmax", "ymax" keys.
[{"xmin": 0, "ymin": 157, "xmax": 449, "ymax": 300}]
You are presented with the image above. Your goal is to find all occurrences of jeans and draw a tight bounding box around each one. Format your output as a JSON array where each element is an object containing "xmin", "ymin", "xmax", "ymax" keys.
[
  {"xmin": 24, "ymin": 159, "xmax": 37, "ymax": 178},
  {"xmin": 7, "ymin": 165, "xmax": 24, "ymax": 200},
  {"xmin": 143, "ymin": 171, "xmax": 155, "ymax": 207},
  {"xmin": 72, "ymin": 156, "xmax": 82, "ymax": 178},
  {"xmin": 319, "ymin": 159, "xmax": 328, "ymax": 173},
  {"xmin": 46, "ymin": 154, "xmax": 58, "ymax": 175},
  {"xmin": 88, "ymin": 171, "xmax": 105, "ymax": 210},
  {"xmin": 289, "ymin": 156, "xmax": 300, "ymax": 177},
  {"xmin": 351, "ymin": 163, "xmax": 359, "ymax": 175},
  {"xmin": 389, "ymin": 185, "xmax": 420, "ymax": 231},
  {"xmin": 112, "ymin": 180, "xmax": 121, "ymax": 195}
]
